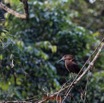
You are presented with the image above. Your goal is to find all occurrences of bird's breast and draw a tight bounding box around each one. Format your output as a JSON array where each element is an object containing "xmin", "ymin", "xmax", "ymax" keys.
[
  {"xmin": 65, "ymin": 60, "xmax": 73, "ymax": 71},
  {"xmin": 65, "ymin": 60, "xmax": 80, "ymax": 73}
]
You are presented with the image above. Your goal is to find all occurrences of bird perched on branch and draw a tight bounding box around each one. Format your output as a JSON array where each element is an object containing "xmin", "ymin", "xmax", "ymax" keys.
[{"xmin": 58, "ymin": 54, "xmax": 82, "ymax": 74}]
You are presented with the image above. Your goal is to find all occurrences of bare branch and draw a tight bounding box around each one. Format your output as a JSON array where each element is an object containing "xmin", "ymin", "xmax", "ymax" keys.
[
  {"xmin": 37, "ymin": 37, "xmax": 104, "ymax": 103},
  {"xmin": 0, "ymin": 1, "xmax": 28, "ymax": 19},
  {"xmin": 75, "ymin": 45, "xmax": 103, "ymax": 83},
  {"xmin": 62, "ymin": 42, "xmax": 104, "ymax": 102},
  {"xmin": 0, "ymin": 38, "xmax": 103, "ymax": 103}
]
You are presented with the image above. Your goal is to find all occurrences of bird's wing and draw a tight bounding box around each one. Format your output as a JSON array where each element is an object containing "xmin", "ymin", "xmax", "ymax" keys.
[
  {"xmin": 72, "ymin": 62, "xmax": 80, "ymax": 73},
  {"xmin": 67, "ymin": 61, "xmax": 80, "ymax": 73}
]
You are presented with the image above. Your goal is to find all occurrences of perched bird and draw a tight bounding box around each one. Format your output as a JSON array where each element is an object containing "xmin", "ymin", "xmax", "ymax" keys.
[{"xmin": 58, "ymin": 54, "xmax": 81, "ymax": 74}]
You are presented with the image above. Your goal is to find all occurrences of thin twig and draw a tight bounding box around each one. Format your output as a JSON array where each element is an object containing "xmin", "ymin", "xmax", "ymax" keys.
[{"xmin": 82, "ymin": 73, "xmax": 89, "ymax": 103}]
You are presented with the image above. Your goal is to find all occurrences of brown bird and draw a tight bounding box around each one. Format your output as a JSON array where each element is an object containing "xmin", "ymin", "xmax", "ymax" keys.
[{"xmin": 58, "ymin": 54, "xmax": 81, "ymax": 74}]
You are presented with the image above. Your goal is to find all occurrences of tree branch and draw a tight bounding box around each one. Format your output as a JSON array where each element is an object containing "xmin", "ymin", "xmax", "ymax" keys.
[
  {"xmin": 62, "ymin": 41, "xmax": 104, "ymax": 102},
  {"xmin": 0, "ymin": 1, "xmax": 29, "ymax": 19},
  {"xmin": 0, "ymin": 39, "xmax": 103, "ymax": 103},
  {"xmin": 38, "ymin": 38, "xmax": 104, "ymax": 103}
]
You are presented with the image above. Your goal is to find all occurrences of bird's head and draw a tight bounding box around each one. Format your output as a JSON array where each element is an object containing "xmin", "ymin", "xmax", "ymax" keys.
[{"xmin": 58, "ymin": 54, "xmax": 74, "ymax": 62}]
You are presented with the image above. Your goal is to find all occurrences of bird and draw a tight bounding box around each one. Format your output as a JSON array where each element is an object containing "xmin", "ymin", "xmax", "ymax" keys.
[{"xmin": 58, "ymin": 54, "xmax": 82, "ymax": 74}]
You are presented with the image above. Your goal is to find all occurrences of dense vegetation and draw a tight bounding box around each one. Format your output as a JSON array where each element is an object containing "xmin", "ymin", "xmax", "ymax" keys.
[{"xmin": 0, "ymin": 0, "xmax": 104, "ymax": 102}]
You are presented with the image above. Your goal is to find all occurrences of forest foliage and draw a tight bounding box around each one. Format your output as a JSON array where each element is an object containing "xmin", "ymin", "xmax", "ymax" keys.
[{"xmin": 0, "ymin": 0, "xmax": 104, "ymax": 102}]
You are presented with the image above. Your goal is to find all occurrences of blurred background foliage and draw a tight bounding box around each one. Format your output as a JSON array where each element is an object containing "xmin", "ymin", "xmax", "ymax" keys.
[{"xmin": 0, "ymin": 0, "xmax": 104, "ymax": 102}]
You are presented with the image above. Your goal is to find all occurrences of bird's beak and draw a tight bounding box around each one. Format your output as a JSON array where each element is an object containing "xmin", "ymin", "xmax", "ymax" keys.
[{"xmin": 57, "ymin": 57, "xmax": 64, "ymax": 63}]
